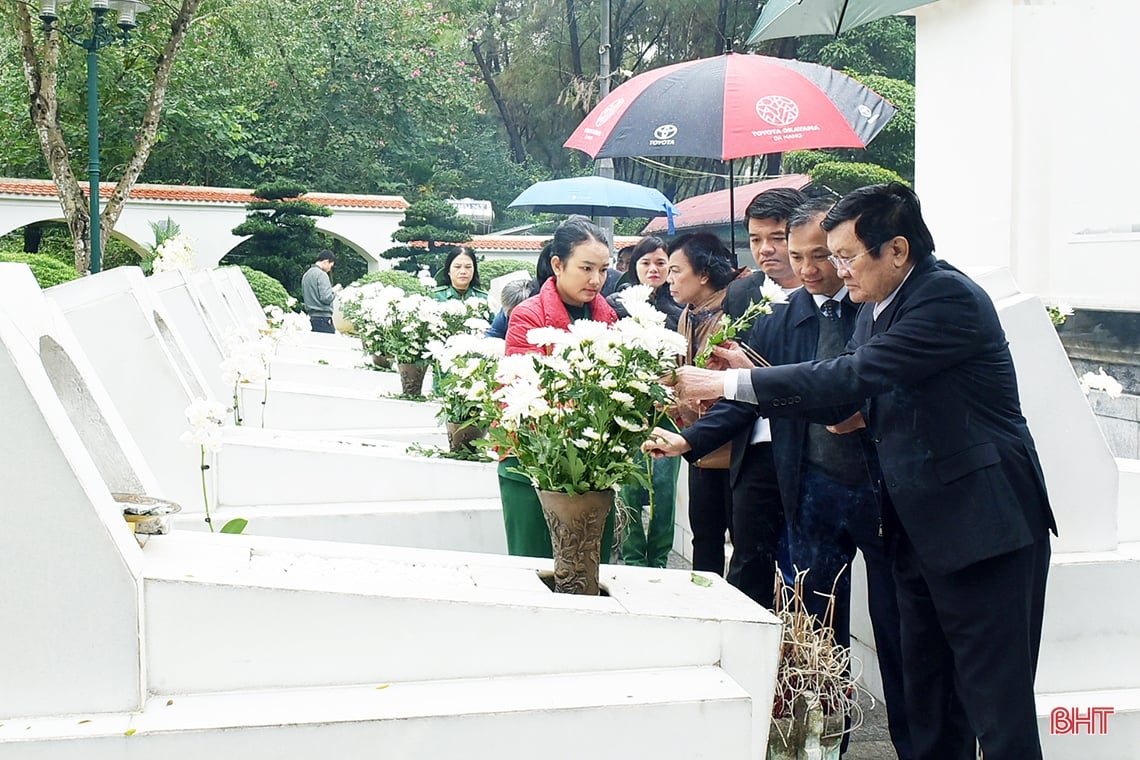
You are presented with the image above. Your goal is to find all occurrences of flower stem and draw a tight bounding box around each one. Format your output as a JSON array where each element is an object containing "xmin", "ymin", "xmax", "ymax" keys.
[{"xmin": 200, "ymin": 445, "xmax": 214, "ymax": 533}]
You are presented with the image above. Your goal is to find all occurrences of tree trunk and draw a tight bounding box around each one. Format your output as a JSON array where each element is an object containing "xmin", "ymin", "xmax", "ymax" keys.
[
  {"xmin": 472, "ymin": 39, "xmax": 528, "ymax": 164},
  {"xmin": 13, "ymin": 0, "xmax": 202, "ymax": 274},
  {"xmin": 566, "ymin": 0, "xmax": 583, "ymax": 80}
]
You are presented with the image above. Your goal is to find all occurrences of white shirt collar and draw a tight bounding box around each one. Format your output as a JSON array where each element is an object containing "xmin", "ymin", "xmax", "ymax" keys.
[
  {"xmin": 873, "ymin": 265, "xmax": 916, "ymax": 321},
  {"xmin": 812, "ymin": 285, "xmax": 849, "ymax": 309}
]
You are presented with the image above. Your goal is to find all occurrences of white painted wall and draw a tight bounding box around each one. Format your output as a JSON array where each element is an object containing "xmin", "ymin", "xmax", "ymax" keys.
[
  {"xmin": 913, "ymin": 0, "xmax": 1140, "ymax": 312},
  {"xmin": 0, "ymin": 190, "xmax": 405, "ymax": 273}
]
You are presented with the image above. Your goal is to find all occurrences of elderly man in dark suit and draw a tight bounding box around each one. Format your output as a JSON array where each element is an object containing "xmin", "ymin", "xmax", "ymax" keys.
[
  {"xmin": 657, "ymin": 198, "xmax": 912, "ymax": 758},
  {"xmin": 649, "ymin": 184, "xmax": 1057, "ymax": 760}
]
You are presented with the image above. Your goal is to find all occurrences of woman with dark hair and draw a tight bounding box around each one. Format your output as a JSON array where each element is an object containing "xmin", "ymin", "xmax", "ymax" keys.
[
  {"xmin": 500, "ymin": 217, "xmax": 619, "ymax": 559},
  {"xmin": 606, "ymin": 235, "xmax": 683, "ymax": 567},
  {"xmin": 433, "ymin": 245, "xmax": 489, "ymax": 302},
  {"xmin": 667, "ymin": 232, "xmax": 741, "ymax": 578},
  {"xmin": 607, "ymin": 235, "xmax": 682, "ymax": 331}
]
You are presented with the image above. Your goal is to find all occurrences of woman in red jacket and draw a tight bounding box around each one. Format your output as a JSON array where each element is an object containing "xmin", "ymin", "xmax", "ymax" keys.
[{"xmin": 500, "ymin": 217, "xmax": 619, "ymax": 558}]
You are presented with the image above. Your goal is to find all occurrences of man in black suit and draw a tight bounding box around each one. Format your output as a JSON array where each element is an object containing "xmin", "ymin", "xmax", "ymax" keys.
[
  {"xmin": 653, "ymin": 184, "xmax": 1057, "ymax": 760},
  {"xmin": 657, "ymin": 199, "xmax": 913, "ymax": 758}
]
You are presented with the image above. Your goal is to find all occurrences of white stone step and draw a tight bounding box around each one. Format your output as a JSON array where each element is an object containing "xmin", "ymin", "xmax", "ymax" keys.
[
  {"xmin": 0, "ymin": 668, "xmax": 752, "ymax": 759},
  {"xmin": 177, "ymin": 497, "xmax": 507, "ymax": 554},
  {"xmin": 268, "ymin": 359, "xmax": 405, "ymax": 394},
  {"xmin": 274, "ymin": 342, "xmax": 368, "ymax": 368},
  {"xmin": 1037, "ymin": 687, "xmax": 1140, "ymax": 759},
  {"xmin": 215, "ymin": 431, "xmax": 498, "ymax": 506},
  {"xmin": 1036, "ymin": 542, "xmax": 1140, "ymax": 694},
  {"xmin": 237, "ymin": 380, "xmax": 440, "ymax": 429}
]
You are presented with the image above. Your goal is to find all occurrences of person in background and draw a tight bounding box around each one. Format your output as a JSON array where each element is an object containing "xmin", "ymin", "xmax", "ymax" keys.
[
  {"xmin": 433, "ymin": 245, "xmax": 489, "ymax": 302},
  {"xmin": 725, "ymin": 187, "xmax": 808, "ymax": 318},
  {"xmin": 615, "ymin": 244, "xmax": 635, "ymax": 274},
  {"xmin": 500, "ymin": 217, "xmax": 619, "ymax": 559},
  {"xmin": 607, "ymin": 236, "xmax": 682, "ymax": 568},
  {"xmin": 485, "ymin": 278, "xmax": 533, "ymax": 340},
  {"xmin": 606, "ymin": 235, "xmax": 682, "ymax": 330},
  {"xmin": 301, "ymin": 249, "xmax": 339, "ymax": 333},
  {"xmin": 665, "ymin": 232, "xmax": 740, "ymax": 579}
]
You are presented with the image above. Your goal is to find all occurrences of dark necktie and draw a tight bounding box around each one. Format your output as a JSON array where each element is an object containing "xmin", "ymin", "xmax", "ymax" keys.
[{"xmin": 820, "ymin": 299, "xmax": 840, "ymax": 321}]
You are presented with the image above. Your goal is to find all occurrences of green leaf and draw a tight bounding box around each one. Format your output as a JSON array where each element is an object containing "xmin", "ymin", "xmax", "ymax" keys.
[
  {"xmin": 690, "ymin": 573, "xmax": 713, "ymax": 588},
  {"xmin": 124, "ymin": 728, "xmax": 137, "ymax": 736},
  {"xmin": 220, "ymin": 518, "xmax": 248, "ymax": 534}
]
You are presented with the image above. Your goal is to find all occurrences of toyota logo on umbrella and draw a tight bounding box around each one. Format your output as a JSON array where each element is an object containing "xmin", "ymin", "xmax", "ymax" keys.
[
  {"xmin": 755, "ymin": 96, "xmax": 799, "ymax": 127},
  {"xmin": 650, "ymin": 124, "xmax": 678, "ymax": 145}
]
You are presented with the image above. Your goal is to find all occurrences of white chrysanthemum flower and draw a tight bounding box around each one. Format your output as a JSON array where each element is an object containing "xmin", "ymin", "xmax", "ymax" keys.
[
  {"xmin": 1079, "ymin": 368, "xmax": 1123, "ymax": 398},
  {"xmin": 582, "ymin": 427, "xmax": 601, "ymax": 440},
  {"xmin": 760, "ymin": 278, "xmax": 788, "ymax": 304},
  {"xmin": 611, "ymin": 391, "xmax": 635, "ymax": 407},
  {"xmin": 567, "ymin": 319, "xmax": 611, "ymax": 342},
  {"xmin": 614, "ymin": 416, "xmax": 647, "ymax": 432},
  {"xmin": 182, "ymin": 398, "xmax": 226, "ymax": 452}
]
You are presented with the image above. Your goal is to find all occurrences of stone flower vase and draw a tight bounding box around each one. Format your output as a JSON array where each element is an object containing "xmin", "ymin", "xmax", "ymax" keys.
[
  {"xmin": 536, "ymin": 489, "xmax": 613, "ymax": 595},
  {"xmin": 397, "ymin": 362, "xmax": 428, "ymax": 396},
  {"xmin": 445, "ymin": 420, "xmax": 485, "ymax": 454}
]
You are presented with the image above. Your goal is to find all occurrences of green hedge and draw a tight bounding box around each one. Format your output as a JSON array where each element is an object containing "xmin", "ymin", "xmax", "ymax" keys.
[
  {"xmin": 0, "ymin": 252, "xmax": 81, "ymax": 288},
  {"xmin": 351, "ymin": 269, "xmax": 429, "ymax": 295},
  {"xmin": 237, "ymin": 266, "xmax": 291, "ymax": 309},
  {"xmin": 808, "ymin": 161, "xmax": 909, "ymax": 196},
  {"xmin": 478, "ymin": 258, "xmax": 536, "ymax": 282}
]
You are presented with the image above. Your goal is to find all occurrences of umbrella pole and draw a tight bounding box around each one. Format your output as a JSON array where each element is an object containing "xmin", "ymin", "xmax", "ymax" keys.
[{"xmin": 727, "ymin": 158, "xmax": 736, "ymax": 259}]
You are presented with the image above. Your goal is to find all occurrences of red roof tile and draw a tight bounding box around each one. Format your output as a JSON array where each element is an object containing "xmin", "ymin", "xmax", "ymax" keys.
[
  {"xmin": 642, "ymin": 175, "xmax": 812, "ymax": 233},
  {"xmin": 0, "ymin": 177, "xmax": 408, "ymax": 210}
]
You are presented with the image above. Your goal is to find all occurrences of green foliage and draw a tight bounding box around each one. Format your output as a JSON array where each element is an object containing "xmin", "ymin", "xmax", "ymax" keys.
[
  {"xmin": 796, "ymin": 17, "xmax": 916, "ymax": 82},
  {"xmin": 477, "ymin": 258, "xmax": 535, "ymax": 282},
  {"xmin": 238, "ymin": 265, "xmax": 291, "ymax": 309},
  {"xmin": 784, "ymin": 150, "xmax": 835, "ymax": 175},
  {"xmin": 0, "ymin": 252, "xmax": 81, "ymax": 288},
  {"xmin": 808, "ymin": 161, "xmax": 909, "ymax": 196},
  {"xmin": 352, "ymin": 269, "xmax": 429, "ymax": 295}
]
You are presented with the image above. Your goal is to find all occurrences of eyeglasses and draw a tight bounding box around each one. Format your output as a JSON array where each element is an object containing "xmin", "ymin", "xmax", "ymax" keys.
[{"xmin": 827, "ymin": 243, "xmax": 881, "ymax": 273}]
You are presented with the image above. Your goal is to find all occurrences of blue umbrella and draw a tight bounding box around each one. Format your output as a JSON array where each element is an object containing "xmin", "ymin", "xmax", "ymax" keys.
[{"xmin": 509, "ymin": 176, "xmax": 679, "ymax": 233}]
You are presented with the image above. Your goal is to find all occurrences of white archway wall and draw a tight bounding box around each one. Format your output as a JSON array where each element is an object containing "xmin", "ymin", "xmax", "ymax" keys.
[{"xmin": 0, "ymin": 192, "xmax": 407, "ymax": 275}]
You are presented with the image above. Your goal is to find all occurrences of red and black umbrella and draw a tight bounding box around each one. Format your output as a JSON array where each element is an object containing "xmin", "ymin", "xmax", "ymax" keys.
[
  {"xmin": 564, "ymin": 53, "xmax": 897, "ymax": 247},
  {"xmin": 565, "ymin": 53, "xmax": 896, "ymax": 161}
]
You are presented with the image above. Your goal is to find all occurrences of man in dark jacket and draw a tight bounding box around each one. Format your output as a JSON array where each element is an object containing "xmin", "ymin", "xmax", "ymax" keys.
[{"xmin": 657, "ymin": 184, "xmax": 1057, "ymax": 760}]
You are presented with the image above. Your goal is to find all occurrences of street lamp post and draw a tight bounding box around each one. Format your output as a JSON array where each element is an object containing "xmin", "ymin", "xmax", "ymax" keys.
[{"xmin": 38, "ymin": 0, "xmax": 148, "ymax": 274}]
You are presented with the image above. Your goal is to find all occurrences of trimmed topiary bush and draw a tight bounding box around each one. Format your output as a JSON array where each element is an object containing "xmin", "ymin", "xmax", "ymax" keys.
[
  {"xmin": 237, "ymin": 265, "xmax": 291, "ymax": 310},
  {"xmin": 351, "ymin": 269, "xmax": 429, "ymax": 295},
  {"xmin": 808, "ymin": 161, "xmax": 909, "ymax": 196},
  {"xmin": 478, "ymin": 258, "xmax": 536, "ymax": 282},
  {"xmin": 0, "ymin": 252, "xmax": 81, "ymax": 288}
]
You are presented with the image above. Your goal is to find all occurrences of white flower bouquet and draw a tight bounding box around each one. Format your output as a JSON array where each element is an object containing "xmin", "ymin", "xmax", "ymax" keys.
[
  {"xmin": 151, "ymin": 233, "xmax": 197, "ymax": 273},
  {"xmin": 339, "ymin": 284, "xmax": 489, "ymax": 366},
  {"xmin": 428, "ymin": 333, "xmax": 505, "ymax": 426},
  {"xmin": 482, "ymin": 287, "xmax": 687, "ymax": 494}
]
